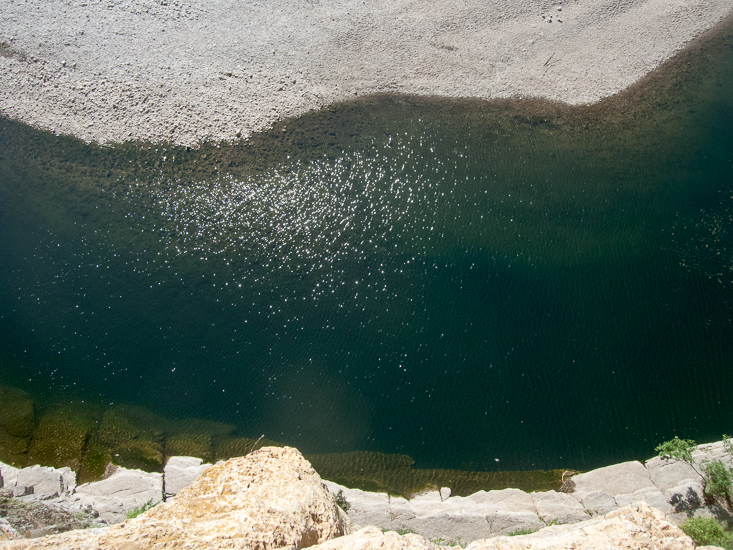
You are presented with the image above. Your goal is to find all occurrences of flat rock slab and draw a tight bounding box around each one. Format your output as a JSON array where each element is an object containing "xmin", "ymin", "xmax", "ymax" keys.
[
  {"xmin": 645, "ymin": 455, "xmax": 702, "ymax": 493},
  {"xmin": 74, "ymin": 466, "xmax": 162, "ymax": 524},
  {"xmin": 531, "ymin": 490, "xmax": 589, "ymax": 524},
  {"xmin": 6, "ymin": 465, "xmax": 75, "ymax": 498},
  {"xmin": 572, "ymin": 460, "xmax": 655, "ymax": 495},
  {"xmin": 163, "ymin": 456, "xmax": 211, "ymax": 497}
]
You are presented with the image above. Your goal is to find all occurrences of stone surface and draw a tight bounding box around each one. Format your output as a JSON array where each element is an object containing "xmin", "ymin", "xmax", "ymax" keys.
[
  {"xmin": 668, "ymin": 481, "xmax": 705, "ymax": 511},
  {"xmin": 0, "ymin": 463, "xmax": 19, "ymax": 490},
  {"xmin": 0, "ymin": 446, "xmax": 351, "ymax": 549},
  {"xmin": 531, "ymin": 490, "xmax": 590, "ymax": 524},
  {"xmin": 323, "ymin": 480, "xmax": 392, "ymax": 528},
  {"xmin": 576, "ymin": 490, "xmax": 618, "ymax": 516},
  {"xmin": 571, "ymin": 460, "xmax": 655, "ymax": 495},
  {"xmin": 74, "ymin": 466, "xmax": 163, "ymax": 524},
  {"xmin": 464, "ymin": 503, "xmax": 695, "ymax": 550},
  {"xmin": 310, "ymin": 526, "xmax": 437, "ymax": 550},
  {"xmin": 0, "ymin": 488, "xmax": 105, "ymax": 539},
  {"xmin": 12, "ymin": 465, "xmax": 75, "ymax": 498},
  {"xmin": 163, "ymin": 456, "xmax": 211, "ymax": 497},
  {"xmin": 646, "ymin": 455, "xmax": 703, "ymax": 493}
]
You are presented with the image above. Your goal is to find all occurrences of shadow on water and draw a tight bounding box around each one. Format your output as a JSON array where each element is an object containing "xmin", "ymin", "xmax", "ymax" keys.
[{"xmin": 0, "ymin": 16, "xmax": 732, "ymax": 480}]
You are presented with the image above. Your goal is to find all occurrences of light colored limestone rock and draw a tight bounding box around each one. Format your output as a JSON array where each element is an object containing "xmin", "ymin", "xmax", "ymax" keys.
[
  {"xmin": 0, "ymin": 446, "xmax": 350, "ymax": 549},
  {"xmin": 645, "ymin": 455, "xmax": 703, "ymax": 493},
  {"xmin": 464, "ymin": 503, "xmax": 694, "ymax": 550},
  {"xmin": 13, "ymin": 465, "xmax": 75, "ymax": 498},
  {"xmin": 74, "ymin": 466, "xmax": 163, "ymax": 524},
  {"xmin": 163, "ymin": 455, "xmax": 211, "ymax": 497},
  {"xmin": 323, "ymin": 480, "xmax": 393, "ymax": 528},
  {"xmin": 572, "ymin": 460, "xmax": 655, "ymax": 495},
  {"xmin": 668, "ymin": 503, "xmax": 733, "ymax": 527},
  {"xmin": 614, "ymin": 489, "xmax": 673, "ymax": 514},
  {"xmin": 461, "ymin": 488, "xmax": 535, "ymax": 512},
  {"xmin": 576, "ymin": 490, "xmax": 618, "ymax": 516},
  {"xmin": 0, "ymin": 462, "xmax": 19, "ymax": 489},
  {"xmin": 694, "ymin": 441, "xmax": 733, "ymax": 468},
  {"xmin": 668, "ymin": 481, "xmax": 704, "ymax": 511},
  {"xmin": 310, "ymin": 526, "xmax": 437, "ymax": 550},
  {"xmin": 531, "ymin": 490, "xmax": 590, "ymax": 524}
]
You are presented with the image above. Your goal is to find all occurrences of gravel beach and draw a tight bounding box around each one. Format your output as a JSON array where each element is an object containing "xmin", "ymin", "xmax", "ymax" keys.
[{"xmin": 1, "ymin": 0, "xmax": 731, "ymax": 146}]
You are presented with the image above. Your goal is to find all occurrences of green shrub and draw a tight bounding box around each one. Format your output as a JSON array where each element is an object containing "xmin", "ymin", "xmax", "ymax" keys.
[
  {"xmin": 334, "ymin": 489, "xmax": 350, "ymax": 513},
  {"xmin": 702, "ymin": 460, "xmax": 733, "ymax": 500},
  {"xmin": 125, "ymin": 499, "xmax": 157, "ymax": 519},
  {"xmin": 680, "ymin": 517, "xmax": 733, "ymax": 550},
  {"xmin": 656, "ymin": 435, "xmax": 733, "ymax": 504}
]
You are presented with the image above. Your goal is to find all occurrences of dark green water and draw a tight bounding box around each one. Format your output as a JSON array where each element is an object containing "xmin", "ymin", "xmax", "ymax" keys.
[{"xmin": 1, "ymin": 24, "xmax": 732, "ymax": 473}]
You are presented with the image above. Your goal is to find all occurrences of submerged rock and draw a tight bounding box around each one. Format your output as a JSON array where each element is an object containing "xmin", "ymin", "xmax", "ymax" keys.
[
  {"xmin": 0, "ymin": 386, "xmax": 35, "ymax": 467},
  {"xmin": 26, "ymin": 409, "xmax": 96, "ymax": 472}
]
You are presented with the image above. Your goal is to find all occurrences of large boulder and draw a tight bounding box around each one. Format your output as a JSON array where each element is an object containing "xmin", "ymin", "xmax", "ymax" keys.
[
  {"xmin": 464, "ymin": 502, "xmax": 694, "ymax": 550},
  {"xmin": 0, "ymin": 446, "xmax": 352, "ymax": 549}
]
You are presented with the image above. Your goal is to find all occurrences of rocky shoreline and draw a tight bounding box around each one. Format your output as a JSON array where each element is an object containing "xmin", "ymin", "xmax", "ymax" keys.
[
  {"xmin": 1, "ymin": 0, "xmax": 732, "ymax": 146},
  {"xmin": 1, "ymin": 439, "xmax": 731, "ymax": 546}
]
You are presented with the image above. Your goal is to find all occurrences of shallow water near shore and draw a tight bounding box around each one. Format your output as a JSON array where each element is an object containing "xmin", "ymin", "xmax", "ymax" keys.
[{"xmin": 1, "ymin": 22, "xmax": 732, "ymax": 475}]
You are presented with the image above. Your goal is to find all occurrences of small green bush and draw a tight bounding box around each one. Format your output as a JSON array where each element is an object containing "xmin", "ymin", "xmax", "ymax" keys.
[
  {"xmin": 125, "ymin": 499, "xmax": 157, "ymax": 519},
  {"xmin": 680, "ymin": 517, "xmax": 733, "ymax": 550},
  {"xmin": 334, "ymin": 490, "xmax": 350, "ymax": 513},
  {"xmin": 703, "ymin": 460, "xmax": 733, "ymax": 500}
]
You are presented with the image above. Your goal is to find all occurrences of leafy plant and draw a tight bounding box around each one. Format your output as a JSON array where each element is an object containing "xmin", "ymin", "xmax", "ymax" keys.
[
  {"xmin": 702, "ymin": 460, "xmax": 733, "ymax": 500},
  {"xmin": 656, "ymin": 436, "xmax": 733, "ymax": 503},
  {"xmin": 679, "ymin": 517, "xmax": 733, "ymax": 550},
  {"xmin": 334, "ymin": 490, "xmax": 350, "ymax": 513},
  {"xmin": 508, "ymin": 527, "xmax": 537, "ymax": 536},
  {"xmin": 396, "ymin": 525, "xmax": 416, "ymax": 535},
  {"xmin": 125, "ymin": 499, "xmax": 156, "ymax": 519}
]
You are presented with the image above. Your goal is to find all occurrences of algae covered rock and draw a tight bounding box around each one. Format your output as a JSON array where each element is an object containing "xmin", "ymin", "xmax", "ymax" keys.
[
  {"xmin": 0, "ymin": 386, "xmax": 35, "ymax": 438},
  {"xmin": 165, "ymin": 434, "xmax": 213, "ymax": 463},
  {"xmin": 216, "ymin": 436, "xmax": 283, "ymax": 460},
  {"xmin": 26, "ymin": 406, "xmax": 97, "ymax": 471},
  {"xmin": 0, "ymin": 385, "xmax": 35, "ymax": 467},
  {"xmin": 92, "ymin": 405, "xmax": 166, "ymax": 474},
  {"xmin": 165, "ymin": 418, "xmax": 237, "ymax": 463}
]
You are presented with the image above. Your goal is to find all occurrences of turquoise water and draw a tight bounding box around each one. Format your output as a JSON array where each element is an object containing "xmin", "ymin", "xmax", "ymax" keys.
[{"xmin": 1, "ymin": 24, "xmax": 732, "ymax": 473}]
